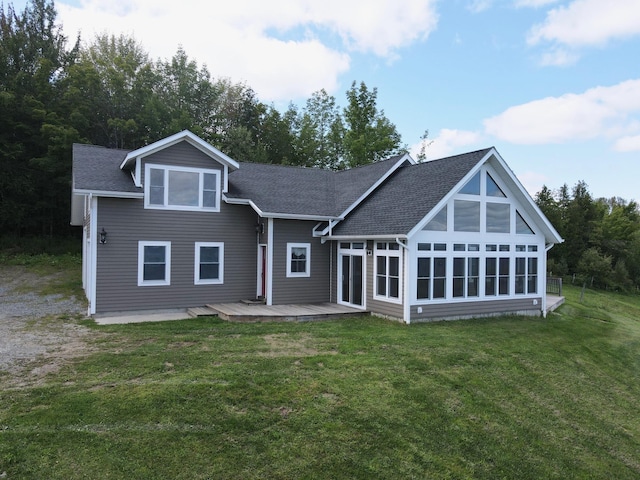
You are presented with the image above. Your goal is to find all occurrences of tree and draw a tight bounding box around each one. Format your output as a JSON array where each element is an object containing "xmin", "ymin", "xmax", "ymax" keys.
[
  {"xmin": 577, "ymin": 248, "xmax": 612, "ymax": 289},
  {"xmin": 70, "ymin": 33, "xmax": 154, "ymax": 148},
  {"xmin": 294, "ymin": 89, "xmax": 345, "ymax": 169},
  {"xmin": 563, "ymin": 181, "xmax": 600, "ymax": 272},
  {"xmin": 0, "ymin": 0, "xmax": 79, "ymax": 237},
  {"xmin": 342, "ymin": 81, "xmax": 402, "ymax": 168}
]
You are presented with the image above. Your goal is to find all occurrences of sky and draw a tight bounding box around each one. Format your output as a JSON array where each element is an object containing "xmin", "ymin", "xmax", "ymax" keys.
[{"xmin": 12, "ymin": 0, "xmax": 640, "ymax": 202}]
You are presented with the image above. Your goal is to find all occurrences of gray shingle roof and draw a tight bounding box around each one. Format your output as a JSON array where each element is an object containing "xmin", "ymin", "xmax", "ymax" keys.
[
  {"xmin": 72, "ymin": 139, "xmax": 492, "ymax": 237},
  {"xmin": 226, "ymin": 155, "xmax": 407, "ymax": 217},
  {"xmin": 332, "ymin": 148, "xmax": 493, "ymax": 237},
  {"xmin": 72, "ymin": 144, "xmax": 140, "ymax": 193}
]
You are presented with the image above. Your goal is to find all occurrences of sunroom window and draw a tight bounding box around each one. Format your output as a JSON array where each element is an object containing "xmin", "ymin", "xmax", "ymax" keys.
[{"xmin": 374, "ymin": 242, "xmax": 401, "ymax": 303}]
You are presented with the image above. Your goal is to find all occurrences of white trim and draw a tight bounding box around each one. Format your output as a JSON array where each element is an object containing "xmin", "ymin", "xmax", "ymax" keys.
[
  {"xmin": 194, "ymin": 242, "xmax": 224, "ymax": 285},
  {"xmin": 120, "ymin": 130, "xmax": 240, "ymax": 171},
  {"xmin": 257, "ymin": 244, "xmax": 267, "ymax": 298},
  {"xmin": 327, "ymin": 234, "xmax": 408, "ymax": 241},
  {"xmin": 223, "ymin": 195, "xmax": 340, "ymax": 221},
  {"xmin": 286, "ymin": 242, "xmax": 311, "ymax": 278},
  {"xmin": 266, "ymin": 218, "xmax": 274, "ymax": 305},
  {"xmin": 144, "ymin": 164, "xmax": 221, "ymax": 212},
  {"xmin": 134, "ymin": 159, "xmax": 141, "ymax": 187},
  {"xmin": 138, "ymin": 241, "xmax": 171, "ymax": 286},
  {"xmin": 336, "ymin": 244, "xmax": 367, "ymax": 310},
  {"xmin": 73, "ymin": 189, "xmax": 143, "ymax": 199},
  {"xmin": 403, "ymin": 245, "xmax": 411, "ymax": 323},
  {"xmin": 88, "ymin": 195, "xmax": 98, "ymax": 315},
  {"xmin": 372, "ymin": 242, "xmax": 403, "ymax": 305}
]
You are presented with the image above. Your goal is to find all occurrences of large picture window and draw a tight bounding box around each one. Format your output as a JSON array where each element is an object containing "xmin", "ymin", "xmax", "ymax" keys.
[
  {"xmin": 287, "ymin": 243, "xmax": 310, "ymax": 278},
  {"xmin": 374, "ymin": 242, "xmax": 402, "ymax": 303},
  {"xmin": 145, "ymin": 164, "xmax": 220, "ymax": 211},
  {"xmin": 138, "ymin": 241, "xmax": 171, "ymax": 286},
  {"xmin": 454, "ymin": 200, "xmax": 480, "ymax": 232},
  {"xmin": 195, "ymin": 242, "xmax": 224, "ymax": 285}
]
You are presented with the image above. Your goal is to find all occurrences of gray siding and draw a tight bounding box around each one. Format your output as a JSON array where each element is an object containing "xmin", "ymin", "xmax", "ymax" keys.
[
  {"xmin": 272, "ymin": 219, "xmax": 330, "ymax": 304},
  {"xmin": 95, "ymin": 197, "xmax": 258, "ymax": 313},
  {"xmin": 139, "ymin": 142, "xmax": 223, "ymax": 186},
  {"xmin": 410, "ymin": 297, "xmax": 543, "ymax": 322},
  {"xmin": 365, "ymin": 240, "xmax": 404, "ymax": 319}
]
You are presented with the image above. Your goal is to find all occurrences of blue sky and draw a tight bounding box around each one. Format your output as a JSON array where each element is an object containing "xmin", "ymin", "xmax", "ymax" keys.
[{"xmin": 12, "ymin": 0, "xmax": 640, "ymax": 202}]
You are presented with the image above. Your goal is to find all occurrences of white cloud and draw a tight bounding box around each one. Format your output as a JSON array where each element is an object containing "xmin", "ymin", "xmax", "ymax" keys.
[
  {"xmin": 527, "ymin": 0, "xmax": 640, "ymax": 47},
  {"xmin": 516, "ymin": 171, "xmax": 551, "ymax": 197},
  {"xmin": 614, "ymin": 135, "xmax": 640, "ymax": 152},
  {"xmin": 57, "ymin": 0, "xmax": 438, "ymax": 102},
  {"xmin": 411, "ymin": 128, "xmax": 484, "ymax": 160},
  {"xmin": 538, "ymin": 47, "xmax": 579, "ymax": 66},
  {"xmin": 468, "ymin": 0, "xmax": 493, "ymax": 13},
  {"xmin": 515, "ymin": 0, "xmax": 561, "ymax": 7},
  {"xmin": 483, "ymin": 79, "xmax": 640, "ymax": 145}
]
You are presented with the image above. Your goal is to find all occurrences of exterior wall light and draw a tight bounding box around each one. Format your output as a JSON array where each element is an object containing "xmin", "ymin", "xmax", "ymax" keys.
[{"xmin": 99, "ymin": 228, "xmax": 108, "ymax": 244}]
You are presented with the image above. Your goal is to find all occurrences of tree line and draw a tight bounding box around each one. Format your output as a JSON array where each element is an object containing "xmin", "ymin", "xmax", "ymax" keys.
[
  {"xmin": 536, "ymin": 182, "xmax": 640, "ymax": 292},
  {"xmin": 1, "ymin": 0, "xmax": 404, "ymax": 238},
  {"xmin": 2, "ymin": 1, "xmax": 639, "ymax": 292}
]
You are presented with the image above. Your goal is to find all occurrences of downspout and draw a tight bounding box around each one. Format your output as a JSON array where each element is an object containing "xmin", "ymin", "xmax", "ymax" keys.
[
  {"xmin": 395, "ymin": 238, "xmax": 411, "ymax": 324},
  {"xmin": 329, "ymin": 221, "xmax": 335, "ymax": 303}
]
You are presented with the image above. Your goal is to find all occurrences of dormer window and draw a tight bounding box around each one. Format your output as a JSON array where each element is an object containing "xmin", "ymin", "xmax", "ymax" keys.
[{"xmin": 145, "ymin": 164, "xmax": 220, "ymax": 211}]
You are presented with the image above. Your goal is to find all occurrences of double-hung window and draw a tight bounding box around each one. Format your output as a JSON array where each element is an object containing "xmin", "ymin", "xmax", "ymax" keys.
[
  {"xmin": 374, "ymin": 242, "xmax": 402, "ymax": 303},
  {"xmin": 195, "ymin": 242, "xmax": 224, "ymax": 285},
  {"xmin": 287, "ymin": 243, "xmax": 310, "ymax": 278},
  {"xmin": 145, "ymin": 164, "xmax": 220, "ymax": 211},
  {"xmin": 138, "ymin": 241, "xmax": 171, "ymax": 286}
]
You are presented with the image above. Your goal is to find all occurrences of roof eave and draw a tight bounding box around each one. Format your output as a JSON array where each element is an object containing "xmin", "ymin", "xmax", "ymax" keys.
[{"xmin": 73, "ymin": 188, "xmax": 143, "ymax": 199}]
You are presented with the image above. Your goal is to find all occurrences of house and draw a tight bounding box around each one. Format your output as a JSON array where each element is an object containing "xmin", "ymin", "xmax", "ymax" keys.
[{"xmin": 71, "ymin": 130, "xmax": 563, "ymax": 323}]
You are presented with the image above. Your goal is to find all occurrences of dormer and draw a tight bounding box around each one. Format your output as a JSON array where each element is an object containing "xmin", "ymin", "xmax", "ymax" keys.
[{"xmin": 119, "ymin": 130, "xmax": 239, "ymax": 212}]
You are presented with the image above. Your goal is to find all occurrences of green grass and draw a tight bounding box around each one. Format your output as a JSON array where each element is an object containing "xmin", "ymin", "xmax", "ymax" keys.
[
  {"xmin": 0, "ymin": 252, "xmax": 83, "ymax": 299},
  {"xmin": 1, "ymin": 280, "xmax": 639, "ymax": 478}
]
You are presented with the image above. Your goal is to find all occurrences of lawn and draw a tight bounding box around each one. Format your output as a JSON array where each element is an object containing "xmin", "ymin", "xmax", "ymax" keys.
[{"xmin": 1, "ymin": 280, "xmax": 639, "ymax": 478}]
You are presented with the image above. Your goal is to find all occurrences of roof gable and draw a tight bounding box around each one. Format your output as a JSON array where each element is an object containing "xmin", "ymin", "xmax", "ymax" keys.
[{"xmin": 120, "ymin": 130, "xmax": 240, "ymax": 172}]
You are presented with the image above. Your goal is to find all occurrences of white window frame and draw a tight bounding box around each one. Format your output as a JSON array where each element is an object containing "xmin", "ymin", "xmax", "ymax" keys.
[
  {"xmin": 195, "ymin": 242, "xmax": 224, "ymax": 285},
  {"xmin": 144, "ymin": 163, "xmax": 220, "ymax": 212},
  {"xmin": 373, "ymin": 242, "xmax": 403, "ymax": 304},
  {"xmin": 138, "ymin": 241, "xmax": 171, "ymax": 286},
  {"xmin": 286, "ymin": 243, "xmax": 310, "ymax": 278}
]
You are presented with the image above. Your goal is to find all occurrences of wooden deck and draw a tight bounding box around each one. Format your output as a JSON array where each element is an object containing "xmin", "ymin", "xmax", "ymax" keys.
[
  {"xmin": 546, "ymin": 295, "xmax": 565, "ymax": 314},
  {"xmin": 189, "ymin": 302, "xmax": 368, "ymax": 323},
  {"xmin": 188, "ymin": 295, "xmax": 566, "ymax": 323}
]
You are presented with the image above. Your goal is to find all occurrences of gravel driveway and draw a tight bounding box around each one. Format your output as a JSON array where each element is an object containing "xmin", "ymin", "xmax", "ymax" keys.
[{"xmin": 0, "ymin": 266, "xmax": 92, "ymax": 384}]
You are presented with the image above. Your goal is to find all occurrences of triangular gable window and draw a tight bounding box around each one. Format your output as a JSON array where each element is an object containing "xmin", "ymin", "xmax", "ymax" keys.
[
  {"xmin": 516, "ymin": 211, "xmax": 534, "ymax": 234},
  {"xmin": 424, "ymin": 205, "xmax": 447, "ymax": 231},
  {"xmin": 486, "ymin": 173, "xmax": 506, "ymax": 197},
  {"xmin": 459, "ymin": 171, "xmax": 480, "ymax": 195}
]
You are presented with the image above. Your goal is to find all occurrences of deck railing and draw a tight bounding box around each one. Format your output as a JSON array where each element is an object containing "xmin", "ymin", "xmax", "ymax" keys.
[{"xmin": 547, "ymin": 276, "xmax": 563, "ymax": 296}]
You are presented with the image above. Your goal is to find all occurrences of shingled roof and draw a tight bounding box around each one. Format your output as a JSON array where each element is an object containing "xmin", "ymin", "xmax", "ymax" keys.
[
  {"xmin": 71, "ymin": 137, "xmax": 493, "ymax": 237},
  {"xmin": 332, "ymin": 148, "xmax": 493, "ymax": 237},
  {"xmin": 226, "ymin": 155, "xmax": 409, "ymax": 217},
  {"xmin": 72, "ymin": 144, "xmax": 140, "ymax": 194}
]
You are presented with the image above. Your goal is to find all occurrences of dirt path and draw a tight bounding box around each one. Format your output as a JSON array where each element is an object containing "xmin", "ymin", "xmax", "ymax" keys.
[{"xmin": 0, "ymin": 266, "xmax": 95, "ymax": 386}]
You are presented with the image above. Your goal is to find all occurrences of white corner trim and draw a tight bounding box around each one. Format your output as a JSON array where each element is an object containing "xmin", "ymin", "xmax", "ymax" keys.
[{"xmin": 266, "ymin": 218, "xmax": 274, "ymax": 305}]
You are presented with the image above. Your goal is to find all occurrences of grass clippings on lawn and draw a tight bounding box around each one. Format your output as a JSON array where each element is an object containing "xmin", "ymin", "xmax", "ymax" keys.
[{"xmin": 1, "ymin": 284, "xmax": 639, "ymax": 479}]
